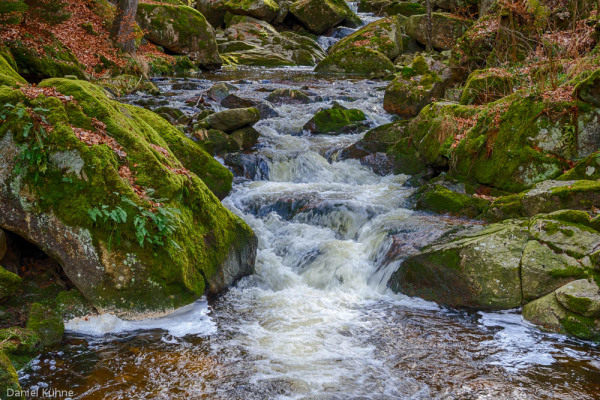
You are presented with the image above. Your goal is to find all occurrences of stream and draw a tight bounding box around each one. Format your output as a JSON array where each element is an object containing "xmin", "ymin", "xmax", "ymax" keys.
[{"xmin": 18, "ymin": 9, "xmax": 600, "ymax": 400}]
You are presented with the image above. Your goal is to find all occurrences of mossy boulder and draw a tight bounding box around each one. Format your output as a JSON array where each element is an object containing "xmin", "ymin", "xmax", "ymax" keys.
[
  {"xmin": 0, "ymin": 52, "xmax": 27, "ymax": 87},
  {"xmin": 55, "ymin": 289, "xmax": 95, "ymax": 320},
  {"xmin": 207, "ymin": 107, "xmax": 260, "ymax": 132},
  {"xmin": 219, "ymin": 16, "xmax": 325, "ymax": 66},
  {"xmin": 390, "ymin": 220, "xmax": 528, "ymax": 309},
  {"xmin": 358, "ymin": 0, "xmax": 426, "ymax": 16},
  {"xmin": 555, "ymin": 279, "xmax": 600, "ymax": 318},
  {"xmin": 559, "ymin": 152, "xmax": 600, "ymax": 181},
  {"xmin": 411, "ymin": 184, "xmax": 490, "ymax": 218},
  {"xmin": 0, "ymin": 267, "xmax": 21, "ymax": 301},
  {"xmin": 207, "ymin": 82, "xmax": 238, "ymax": 102},
  {"xmin": 221, "ymin": 94, "xmax": 279, "ymax": 119},
  {"xmin": 575, "ymin": 68, "xmax": 600, "ymax": 107},
  {"xmin": 315, "ymin": 47, "xmax": 395, "ymax": 78},
  {"xmin": 223, "ymin": 0, "xmax": 280, "ymax": 22},
  {"xmin": 406, "ymin": 13, "xmax": 473, "ymax": 50},
  {"xmin": 303, "ymin": 102, "xmax": 367, "ymax": 134},
  {"xmin": 328, "ymin": 16, "xmax": 405, "ymax": 61},
  {"xmin": 449, "ymin": 18, "xmax": 497, "ymax": 81},
  {"xmin": 26, "ymin": 303, "xmax": 64, "ymax": 347},
  {"xmin": 266, "ymin": 88, "xmax": 310, "ymax": 104},
  {"xmin": 290, "ymin": 0, "xmax": 361, "ymax": 34},
  {"xmin": 136, "ymin": 3, "xmax": 222, "ymax": 70},
  {"xmin": 383, "ymin": 56, "xmax": 446, "ymax": 117},
  {"xmin": 6, "ymin": 38, "xmax": 86, "ymax": 83},
  {"xmin": 230, "ymin": 126, "xmax": 261, "ymax": 150},
  {"xmin": 0, "ymin": 78, "xmax": 257, "ymax": 318},
  {"xmin": 194, "ymin": 129, "xmax": 241, "ymax": 156},
  {"xmin": 0, "ymin": 351, "xmax": 20, "ymax": 399},
  {"xmin": 433, "ymin": 0, "xmax": 477, "ymax": 11},
  {"xmin": 460, "ymin": 68, "xmax": 514, "ymax": 105}
]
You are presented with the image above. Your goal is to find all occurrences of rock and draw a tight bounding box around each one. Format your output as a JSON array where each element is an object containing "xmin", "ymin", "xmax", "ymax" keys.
[
  {"xmin": 136, "ymin": 3, "xmax": 222, "ymax": 69},
  {"xmin": 460, "ymin": 68, "xmax": 514, "ymax": 105},
  {"xmin": 221, "ymin": 94, "xmax": 279, "ymax": 118},
  {"xmin": 0, "ymin": 77, "xmax": 256, "ymax": 318},
  {"xmin": 359, "ymin": 0, "xmax": 426, "ymax": 16},
  {"xmin": 0, "ymin": 266, "xmax": 21, "ymax": 301},
  {"xmin": 390, "ymin": 220, "xmax": 528, "ymax": 309},
  {"xmin": 290, "ymin": 0, "xmax": 361, "ymax": 34},
  {"xmin": 555, "ymin": 279, "xmax": 600, "ymax": 318},
  {"xmin": 26, "ymin": 303, "xmax": 64, "ymax": 347},
  {"xmin": 449, "ymin": 18, "xmax": 497, "ymax": 81},
  {"xmin": 55, "ymin": 289, "xmax": 95, "ymax": 320},
  {"xmin": 328, "ymin": 16, "xmax": 405, "ymax": 62},
  {"xmin": 223, "ymin": 0, "xmax": 280, "ymax": 22},
  {"xmin": 0, "ymin": 52, "xmax": 27, "ymax": 87},
  {"xmin": 529, "ymin": 213, "xmax": 600, "ymax": 259},
  {"xmin": 559, "ymin": 152, "xmax": 600, "ymax": 181},
  {"xmin": 0, "ymin": 327, "xmax": 40, "ymax": 357},
  {"xmin": 266, "ymin": 88, "xmax": 310, "ymax": 104},
  {"xmin": 194, "ymin": 129, "xmax": 240, "ymax": 155},
  {"xmin": 433, "ymin": 0, "xmax": 477, "ymax": 11},
  {"xmin": 406, "ymin": 13, "xmax": 473, "ymax": 50},
  {"xmin": 172, "ymin": 81, "xmax": 200, "ymax": 91},
  {"xmin": 0, "ymin": 228, "xmax": 6, "ymax": 260},
  {"xmin": 485, "ymin": 180, "xmax": 600, "ymax": 221},
  {"xmin": 219, "ymin": 16, "xmax": 325, "ymax": 66},
  {"xmin": 207, "ymin": 82, "xmax": 239, "ymax": 102},
  {"xmin": 207, "ymin": 107, "xmax": 261, "ymax": 132},
  {"xmin": 0, "ymin": 351, "xmax": 20, "ymax": 398},
  {"xmin": 154, "ymin": 106, "xmax": 189, "ymax": 125},
  {"xmin": 315, "ymin": 47, "xmax": 395, "ymax": 77},
  {"xmin": 411, "ymin": 183, "xmax": 490, "ymax": 218},
  {"xmin": 521, "ymin": 240, "xmax": 584, "ymax": 301},
  {"xmin": 303, "ymin": 102, "xmax": 368, "ymax": 134},
  {"xmin": 576, "ymin": 68, "xmax": 600, "ymax": 107},
  {"xmin": 230, "ymin": 126, "xmax": 261, "ymax": 150},
  {"xmin": 383, "ymin": 55, "xmax": 448, "ymax": 117},
  {"xmin": 99, "ymin": 75, "xmax": 160, "ymax": 97},
  {"xmin": 196, "ymin": 0, "xmax": 228, "ymax": 26}
]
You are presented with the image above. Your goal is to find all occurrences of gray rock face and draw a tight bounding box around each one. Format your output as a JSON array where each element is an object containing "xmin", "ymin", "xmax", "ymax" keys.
[
  {"xmin": 207, "ymin": 107, "xmax": 261, "ymax": 132},
  {"xmin": 290, "ymin": 0, "xmax": 361, "ymax": 34},
  {"xmin": 555, "ymin": 279, "xmax": 600, "ymax": 318},
  {"xmin": 206, "ymin": 233, "xmax": 258, "ymax": 296},
  {"xmin": 405, "ymin": 12, "xmax": 472, "ymax": 50}
]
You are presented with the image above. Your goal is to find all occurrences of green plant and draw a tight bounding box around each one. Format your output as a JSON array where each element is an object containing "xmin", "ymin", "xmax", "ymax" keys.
[
  {"xmin": 88, "ymin": 204, "xmax": 128, "ymax": 250},
  {"xmin": 0, "ymin": 0, "xmax": 28, "ymax": 25},
  {"xmin": 122, "ymin": 195, "xmax": 181, "ymax": 249},
  {"xmin": 23, "ymin": 0, "xmax": 71, "ymax": 25}
]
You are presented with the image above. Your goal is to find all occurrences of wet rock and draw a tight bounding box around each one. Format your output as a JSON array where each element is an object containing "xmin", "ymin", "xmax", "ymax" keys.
[
  {"xmin": 154, "ymin": 106, "xmax": 190, "ymax": 125},
  {"xmin": 26, "ymin": 303, "xmax": 64, "ymax": 347},
  {"xmin": 410, "ymin": 183, "xmax": 490, "ymax": 218},
  {"xmin": 219, "ymin": 16, "xmax": 325, "ymax": 66},
  {"xmin": 460, "ymin": 68, "xmax": 514, "ymax": 105},
  {"xmin": 315, "ymin": 47, "xmax": 395, "ymax": 78},
  {"xmin": 221, "ymin": 94, "xmax": 279, "ymax": 118},
  {"xmin": 0, "ymin": 266, "xmax": 21, "ymax": 300},
  {"xmin": 406, "ymin": 13, "xmax": 473, "ymax": 50},
  {"xmin": 136, "ymin": 3, "xmax": 222, "ymax": 69},
  {"xmin": 230, "ymin": 126, "xmax": 261, "ymax": 150},
  {"xmin": 304, "ymin": 102, "xmax": 368, "ymax": 135},
  {"xmin": 172, "ymin": 81, "xmax": 200, "ymax": 91},
  {"xmin": 390, "ymin": 220, "xmax": 528, "ymax": 309},
  {"xmin": 290, "ymin": 0, "xmax": 361, "ymax": 34},
  {"xmin": 207, "ymin": 82, "xmax": 239, "ymax": 102},
  {"xmin": 224, "ymin": 152, "xmax": 270, "ymax": 180},
  {"xmin": 266, "ymin": 88, "xmax": 310, "ymax": 105},
  {"xmin": 55, "ymin": 289, "xmax": 95, "ymax": 320},
  {"xmin": 207, "ymin": 107, "xmax": 261, "ymax": 132},
  {"xmin": 194, "ymin": 128, "xmax": 241, "ymax": 155}
]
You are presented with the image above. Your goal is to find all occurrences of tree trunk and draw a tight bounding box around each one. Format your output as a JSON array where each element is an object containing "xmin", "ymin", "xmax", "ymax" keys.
[
  {"xmin": 425, "ymin": 0, "xmax": 433, "ymax": 52},
  {"xmin": 110, "ymin": 0, "xmax": 138, "ymax": 54}
]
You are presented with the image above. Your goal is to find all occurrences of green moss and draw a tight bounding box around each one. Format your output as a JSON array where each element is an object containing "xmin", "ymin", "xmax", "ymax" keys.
[
  {"xmin": 305, "ymin": 103, "xmax": 366, "ymax": 134},
  {"xmin": 0, "ymin": 266, "xmax": 21, "ymax": 300},
  {"xmin": 414, "ymin": 184, "xmax": 489, "ymax": 218},
  {"xmin": 25, "ymin": 303, "xmax": 64, "ymax": 347},
  {"xmin": 0, "ymin": 351, "xmax": 20, "ymax": 399},
  {"xmin": 55, "ymin": 289, "xmax": 94, "ymax": 320},
  {"xmin": 315, "ymin": 46, "xmax": 395, "ymax": 78},
  {"xmin": 561, "ymin": 313, "xmax": 599, "ymax": 341},
  {"xmin": 460, "ymin": 68, "xmax": 514, "ymax": 105},
  {"xmin": 0, "ymin": 52, "xmax": 27, "ymax": 87}
]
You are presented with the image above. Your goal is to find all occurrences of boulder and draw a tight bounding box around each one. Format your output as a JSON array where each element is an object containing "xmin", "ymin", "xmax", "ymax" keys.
[
  {"xmin": 390, "ymin": 221, "xmax": 527, "ymax": 309},
  {"xmin": 383, "ymin": 55, "xmax": 449, "ymax": 117},
  {"xmin": 460, "ymin": 68, "xmax": 514, "ymax": 105},
  {"xmin": 266, "ymin": 88, "xmax": 310, "ymax": 104},
  {"xmin": 0, "ymin": 266, "xmax": 21, "ymax": 301},
  {"xmin": 194, "ymin": 128, "xmax": 241, "ymax": 156},
  {"xmin": 207, "ymin": 107, "xmax": 261, "ymax": 132},
  {"xmin": 0, "ymin": 52, "xmax": 27, "ymax": 87},
  {"xmin": 411, "ymin": 183, "xmax": 490, "ymax": 218},
  {"xmin": 555, "ymin": 279, "xmax": 600, "ymax": 318},
  {"xmin": 406, "ymin": 13, "xmax": 473, "ymax": 50},
  {"xmin": 26, "ymin": 303, "xmax": 64, "ymax": 347},
  {"xmin": 207, "ymin": 82, "xmax": 239, "ymax": 102},
  {"xmin": 559, "ymin": 152, "xmax": 600, "ymax": 181},
  {"xmin": 136, "ymin": 3, "xmax": 222, "ymax": 70},
  {"xmin": 219, "ymin": 16, "xmax": 325, "ymax": 66},
  {"xmin": 328, "ymin": 16, "xmax": 405, "ymax": 62},
  {"xmin": 0, "ymin": 351, "xmax": 20, "ymax": 398},
  {"xmin": 315, "ymin": 47, "xmax": 395, "ymax": 77},
  {"xmin": 0, "ymin": 77, "xmax": 257, "ymax": 318},
  {"xmin": 576, "ymin": 68, "xmax": 600, "ymax": 107},
  {"xmin": 433, "ymin": 0, "xmax": 477, "ymax": 11},
  {"xmin": 221, "ymin": 94, "xmax": 279, "ymax": 118},
  {"xmin": 290, "ymin": 0, "xmax": 361, "ymax": 34},
  {"xmin": 303, "ymin": 102, "xmax": 368, "ymax": 134},
  {"xmin": 359, "ymin": 0, "xmax": 425, "ymax": 16},
  {"xmin": 197, "ymin": 0, "xmax": 279, "ymax": 25},
  {"xmin": 230, "ymin": 126, "xmax": 261, "ymax": 150}
]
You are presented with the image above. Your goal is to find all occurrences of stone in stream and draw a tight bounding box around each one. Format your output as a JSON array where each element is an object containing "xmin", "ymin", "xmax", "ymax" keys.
[
  {"xmin": 221, "ymin": 94, "xmax": 280, "ymax": 118},
  {"xmin": 206, "ymin": 82, "xmax": 239, "ymax": 102},
  {"xmin": 266, "ymin": 88, "xmax": 311, "ymax": 105},
  {"xmin": 303, "ymin": 102, "xmax": 368, "ymax": 135},
  {"xmin": 207, "ymin": 107, "xmax": 261, "ymax": 132},
  {"xmin": 289, "ymin": 0, "xmax": 361, "ymax": 34},
  {"xmin": 26, "ymin": 303, "xmax": 64, "ymax": 347},
  {"xmin": 136, "ymin": 3, "xmax": 222, "ymax": 69},
  {"xmin": 0, "ymin": 72, "xmax": 257, "ymax": 318}
]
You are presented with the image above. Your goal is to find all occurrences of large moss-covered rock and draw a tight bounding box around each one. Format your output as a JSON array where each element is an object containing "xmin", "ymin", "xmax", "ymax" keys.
[
  {"xmin": 6, "ymin": 38, "xmax": 86, "ymax": 83},
  {"xmin": 0, "ymin": 266, "xmax": 21, "ymax": 301},
  {"xmin": 555, "ymin": 279, "xmax": 600, "ymax": 318},
  {"xmin": 460, "ymin": 68, "xmax": 514, "ymax": 105},
  {"xmin": 25, "ymin": 303, "xmax": 64, "ymax": 347},
  {"xmin": 219, "ymin": 16, "xmax": 325, "ymax": 66},
  {"xmin": 358, "ymin": 0, "xmax": 425, "ymax": 16},
  {"xmin": 406, "ymin": 13, "xmax": 473, "ymax": 50},
  {"xmin": 194, "ymin": 129, "xmax": 240, "ymax": 156},
  {"xmin": 315, "ymin": 47, "xmax": 395, "ymax": 77},
  {"xmin": 390, "ymin": 220, "xmax": 528, "ymax": 309},
  {"xmin": 383, "ymin": 56, "xmax": 447, "ymax": 117},
  {"xmin": 290, "ymin": 0, "xmax": 361, "ymax": 34},
  {"xmin": 0, "ymin": 52, "xmax": 27, "ymax": 88},
  {"xmin": 197, "ymin": 0, "xmax": 279, "ymax": 25},
  {"xmin": 0, "ymin": 77, "xmax": 257, "ymax": 318},
  {"xmin": 207, "ymin": 107, "xmax": 260, "ymax": 132},
  {"xmin": 328, "ymin": 16, "xmax": 405, "ymax": 61},
  {"xmin": 0, "ymin": 351, "xmax": 20, "ymax": 399},
  {"xmin": 449, "ymin": 17, "xmax": 497, "ymax": 81},
  {"xmin": 136, "ymin": 3, "xmax": 222, "ymax": 70},
  {"xmin": 559, "ymin": 152, "xmax": 600, "ymax": 181},
  {"xmin": 303, "ymin": 102, "xmax": 367, "ymax": 134},
  {"xmin": 411, "ymin": 183, "xmax": 490, "ymax": 218}
]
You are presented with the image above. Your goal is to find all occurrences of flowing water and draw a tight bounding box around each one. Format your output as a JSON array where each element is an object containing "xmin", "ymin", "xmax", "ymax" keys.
[{"xmin": 18, "ymin": 10, "xmax": 600, "ymax": 400}]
